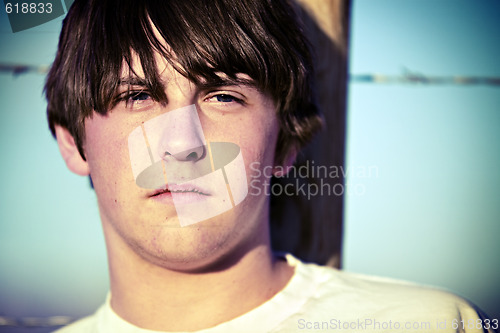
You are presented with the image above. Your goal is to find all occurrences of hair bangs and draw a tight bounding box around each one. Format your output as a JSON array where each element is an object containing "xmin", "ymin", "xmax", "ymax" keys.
[
  {"xmin": 144, "ymin": 0, "xmax": 279, "ymax": 94},
  {"xmin": 98, "ymin": 0, "xmax": 276, "ymax": 110}
]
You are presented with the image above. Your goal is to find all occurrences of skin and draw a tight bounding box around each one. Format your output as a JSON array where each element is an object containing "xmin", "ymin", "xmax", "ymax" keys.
[{"xmin": 56, "ymin": 52, "xmax": 295, "ymax": 331}]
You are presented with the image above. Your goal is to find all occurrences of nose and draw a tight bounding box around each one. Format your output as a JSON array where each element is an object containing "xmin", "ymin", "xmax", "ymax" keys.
[{"xmin": 157, "ymin": 105, "xmax": 206, "ymax": 162}]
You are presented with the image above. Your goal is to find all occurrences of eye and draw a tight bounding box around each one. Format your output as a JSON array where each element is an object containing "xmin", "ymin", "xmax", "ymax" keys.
[
  {"xmin": 205, "ymin": 93, "xmax": 244, "ymax": 104},
  {"xmin": 130, "ymin": 91, "xmax": 151, "ymax": 101},
  {"xmin": 115, "ymin": 90, "xmax": 154, "ymax": 109},
  {"xmin": 214, "ymin": 94, "xmax": 237, "ymax": 103},
  {"xmin": 126, "ymin": 91, "xmax": 152, "ymax": 105}
]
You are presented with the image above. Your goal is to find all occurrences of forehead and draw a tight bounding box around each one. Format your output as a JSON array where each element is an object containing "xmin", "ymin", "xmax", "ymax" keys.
[
  {"xmin": 119, "ymin": 48, "xmax": 168, "ymax": 81},
  {"xmin": 120, "ymin": 47, "xmax": 258, "ymax": 93}
]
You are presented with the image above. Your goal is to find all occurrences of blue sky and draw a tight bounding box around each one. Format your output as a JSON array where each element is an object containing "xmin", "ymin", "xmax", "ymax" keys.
[{"xmin": 345, "ymin": 0, "xmax": 500, "ymax": 319}]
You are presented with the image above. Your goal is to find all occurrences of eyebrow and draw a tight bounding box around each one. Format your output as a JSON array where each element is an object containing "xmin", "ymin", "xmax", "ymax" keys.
[
  {"xmin": 119, "ymin": 76, "xmax": 149, "ymax": 87},
  {"xmin": 118, "ymin": 74, "xmax": 256, "ymax": 91},
  {"xmin": 198, "ymin": 76, "xmax": 256, "ymax": 91}
]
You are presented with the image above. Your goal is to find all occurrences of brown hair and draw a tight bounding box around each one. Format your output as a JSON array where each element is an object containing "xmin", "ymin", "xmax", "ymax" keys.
[{"xmin": 45, "ymin": 0, "xmax": 322, "ymax": 163}]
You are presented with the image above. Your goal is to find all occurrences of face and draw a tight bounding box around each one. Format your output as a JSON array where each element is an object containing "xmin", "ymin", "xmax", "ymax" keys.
[{"xmin": 82, "ymin": 54, "xmax": 280, "ymax": 271}]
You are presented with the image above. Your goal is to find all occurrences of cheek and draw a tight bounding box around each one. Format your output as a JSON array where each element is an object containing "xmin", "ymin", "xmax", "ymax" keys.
[
  {"xmin": 84, "ymin": 117, "xmax": 134, "ymax": 193},
  {"xmin": 241, "ymin": 114, "xmax": 279, "ymax": 162},
  {"xmin": 240, "ymin": 116, "xmax": 280, "ymax": 184}
]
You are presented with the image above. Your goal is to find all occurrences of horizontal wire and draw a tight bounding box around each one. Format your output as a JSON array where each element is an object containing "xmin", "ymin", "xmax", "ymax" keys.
[
  {"xmin": 1, "ymin": 63, "xmax": 499, "ymax": 86},
  {"xmin": 0, "ymin": 315, "xmax": 74, "ymax": 327},
  {"xmin": 0, "ymin": 63, "xmax": 50, "ymax": 75},
  {"xmin": 350, "ymin": 73, "xmax": 500, "ymax": 86}
]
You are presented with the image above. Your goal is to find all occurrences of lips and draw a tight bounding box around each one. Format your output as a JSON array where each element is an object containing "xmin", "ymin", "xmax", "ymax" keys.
[
  {"xmin": 149, "ymin": 183, "xmax": 210, "ymax": 206},
  {"xmin": 151, "ymin": 183, "xmax": 210, "ymax": 196}
]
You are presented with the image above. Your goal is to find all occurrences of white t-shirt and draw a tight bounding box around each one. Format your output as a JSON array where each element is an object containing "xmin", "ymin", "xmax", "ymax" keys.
[{"xmin": 54, "ymin": 254, "xmax": 496, "ymax": 333}]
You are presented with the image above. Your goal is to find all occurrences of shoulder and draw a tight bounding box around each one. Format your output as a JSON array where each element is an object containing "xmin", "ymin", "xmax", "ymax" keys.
[
  {"xmin": 53, "ymin": 314, "xmax": 97, "ymax": 333},
  {"xmin": 284, "ymin": 255, "xmax": 494, "ymax": 332},
  {"xmin": 290, "ymin": 254, "xmax": 472, "ymax": 307}
]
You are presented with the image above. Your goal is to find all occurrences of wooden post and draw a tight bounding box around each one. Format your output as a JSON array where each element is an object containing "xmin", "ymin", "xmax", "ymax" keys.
[{"xmin": 270, "ymin": 0, "xmax": 351, "ymax": 268}]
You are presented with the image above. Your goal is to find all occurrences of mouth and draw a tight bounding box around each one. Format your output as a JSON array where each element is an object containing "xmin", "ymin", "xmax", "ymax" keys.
[{"xmin": 149, "ymin": 183, "xmax": 210, "ymax": 198}]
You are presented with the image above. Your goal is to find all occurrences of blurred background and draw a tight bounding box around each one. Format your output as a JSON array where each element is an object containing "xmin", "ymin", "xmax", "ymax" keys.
[{"xmin": 0, "ymin": 0, "xmax": 499, "ymax": 332}]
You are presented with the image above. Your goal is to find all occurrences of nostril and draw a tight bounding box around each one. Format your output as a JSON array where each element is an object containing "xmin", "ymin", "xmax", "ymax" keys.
[
  {"xmin": 186, "ymin": 152, "xmax": 198, "ymax": 161},
  {"xmin": 162, "ymin": 146, "xmax": 205, "ymax": 162}
]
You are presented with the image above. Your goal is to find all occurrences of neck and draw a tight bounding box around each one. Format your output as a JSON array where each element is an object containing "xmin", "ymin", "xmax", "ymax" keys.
[{"xmin": 101, "ymin": 218, "xmax": 293, "ymax": 332}]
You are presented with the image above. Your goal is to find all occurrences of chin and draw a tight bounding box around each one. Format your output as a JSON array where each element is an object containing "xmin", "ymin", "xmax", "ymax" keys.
[{"xmin": 129, "ymin": 215, "xmax": 241, "ymax": 271}]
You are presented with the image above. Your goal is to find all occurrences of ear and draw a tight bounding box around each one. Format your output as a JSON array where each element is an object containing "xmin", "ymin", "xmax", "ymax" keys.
[
  {"xmin": 55, "ymin": 125, "xmax": 90, "ymax": 176},
  {"xmin": 273, "ymin": 147, "xmax": 297, "ymax": 177}
]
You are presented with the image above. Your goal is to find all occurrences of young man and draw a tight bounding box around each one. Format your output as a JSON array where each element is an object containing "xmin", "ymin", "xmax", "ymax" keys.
[{"xmin": 46, "ymin": 0, "xmax": 495, "ymax": 332}]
